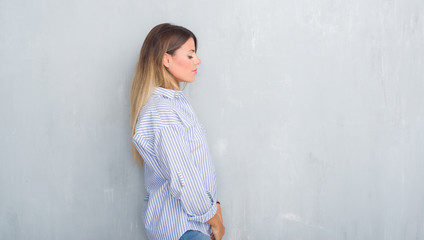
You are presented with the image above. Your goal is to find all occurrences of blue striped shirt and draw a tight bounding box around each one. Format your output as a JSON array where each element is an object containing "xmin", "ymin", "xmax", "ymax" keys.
[{"xmin": 133, "ymin": 87, "xmax": 218, "ymax": 240}]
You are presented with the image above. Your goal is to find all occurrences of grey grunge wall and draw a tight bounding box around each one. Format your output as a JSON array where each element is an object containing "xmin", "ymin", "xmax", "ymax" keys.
[{"xmin": 1, "ymin": 0, "xmax": 423, "ymax": 239}]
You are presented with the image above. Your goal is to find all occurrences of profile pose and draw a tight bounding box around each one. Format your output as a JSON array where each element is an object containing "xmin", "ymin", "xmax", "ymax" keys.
[{"xmin": 130, "ymin": 23, "xmax": 225, "ymax": 240}]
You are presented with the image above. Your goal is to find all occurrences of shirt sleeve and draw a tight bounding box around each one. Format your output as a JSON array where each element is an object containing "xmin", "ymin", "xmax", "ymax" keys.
[{"xmin": 154, "ymin": 124, "xmax": 217, "ymax": 223}]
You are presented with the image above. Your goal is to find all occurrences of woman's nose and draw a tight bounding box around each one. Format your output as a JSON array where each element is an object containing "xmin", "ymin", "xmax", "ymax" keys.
[{"xmin": 195, "ymin": 56, "xmax": 201, "ymax": 65}]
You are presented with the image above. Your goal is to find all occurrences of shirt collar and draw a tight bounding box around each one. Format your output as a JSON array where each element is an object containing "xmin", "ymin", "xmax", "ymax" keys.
[{"xmin": 153, "ymin": 87, "xmax": 183, "ymax": 99}]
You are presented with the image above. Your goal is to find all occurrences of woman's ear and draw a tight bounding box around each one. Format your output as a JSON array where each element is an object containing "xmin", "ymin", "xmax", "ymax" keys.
[{"xmin": 163, "ymin": 53, "xmax": 171, "ymax": 68}]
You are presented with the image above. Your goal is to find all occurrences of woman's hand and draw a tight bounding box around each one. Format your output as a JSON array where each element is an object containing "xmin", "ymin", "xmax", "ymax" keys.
[{"xmin": 208, "ymin": 203, "xmax": 225, "ymax": 240}]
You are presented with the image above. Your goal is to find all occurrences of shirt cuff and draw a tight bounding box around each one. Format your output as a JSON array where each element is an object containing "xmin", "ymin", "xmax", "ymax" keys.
[{"xmin": 187, "ymin": 201, "xmax": 217, "ymax": 223}]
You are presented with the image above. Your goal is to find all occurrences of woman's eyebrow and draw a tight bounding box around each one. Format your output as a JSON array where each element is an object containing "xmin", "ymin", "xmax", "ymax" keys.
[{"xmin": 188, "ymin": 49, "xmax": 195, "ymax": 53}]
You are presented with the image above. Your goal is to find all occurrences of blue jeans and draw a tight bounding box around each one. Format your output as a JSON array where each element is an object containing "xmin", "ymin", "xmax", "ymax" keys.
[{"xmin": 179, "ymin": 230, "xmax": 211, "ymax": 240}]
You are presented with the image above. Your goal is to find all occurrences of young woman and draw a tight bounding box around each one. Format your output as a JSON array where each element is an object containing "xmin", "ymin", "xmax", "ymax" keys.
[{"xmin": 130, "ymin": 23, "xmax": 225, "ymax": 240}]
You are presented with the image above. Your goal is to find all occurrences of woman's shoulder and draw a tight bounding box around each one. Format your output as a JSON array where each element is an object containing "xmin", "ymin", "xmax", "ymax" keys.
[
  {"xmin": 134, "ymin": 96, "xmax": 183, "ymax": 137},
  {"xmin": 143, "ymin": 95, "xmax": 181, "ymax": 121}
]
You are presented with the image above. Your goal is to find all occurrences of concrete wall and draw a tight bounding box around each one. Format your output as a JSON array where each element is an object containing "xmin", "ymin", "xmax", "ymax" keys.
[{"xmin": 1, "ymin": 0, "xmax": 423, "ymax": 239}]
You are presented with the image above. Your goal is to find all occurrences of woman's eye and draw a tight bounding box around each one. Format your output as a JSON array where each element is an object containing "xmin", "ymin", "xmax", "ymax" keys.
[{"xmin": 188, "ymin": 56, "xmax": 193, "ymax": 59}]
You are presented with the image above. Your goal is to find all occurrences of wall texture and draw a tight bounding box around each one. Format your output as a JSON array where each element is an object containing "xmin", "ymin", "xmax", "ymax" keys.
[{"xmin": 1, "ymin": 0, "xmax": 423, "ymax": 239}]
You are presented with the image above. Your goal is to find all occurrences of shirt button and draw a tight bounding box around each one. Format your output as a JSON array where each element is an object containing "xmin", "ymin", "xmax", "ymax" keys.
[{"xmin": 181, "ymin": 184, "xmax": 185, "ymax": 187}]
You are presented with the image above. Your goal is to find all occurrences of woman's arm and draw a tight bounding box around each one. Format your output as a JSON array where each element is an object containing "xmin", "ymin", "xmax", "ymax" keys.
[
  {"xmin": 208, "ymin": 203, "xmax": 225, "ymax": 240},
  {"xmin": 155, "ymin": 124, "xmax": 218, "ymax": 222}
]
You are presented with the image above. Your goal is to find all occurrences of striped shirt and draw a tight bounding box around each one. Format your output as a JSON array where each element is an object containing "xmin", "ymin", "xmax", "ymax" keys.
[{"xmin": 133, "ymin": 87, "xmax": 218, "ymax": 240}]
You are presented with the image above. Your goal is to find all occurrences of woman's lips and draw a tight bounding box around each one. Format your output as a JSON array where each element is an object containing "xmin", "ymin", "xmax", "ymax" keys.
[{"xmin": 192, "ymin": 69, "xmax": 197, "ymax": 73}]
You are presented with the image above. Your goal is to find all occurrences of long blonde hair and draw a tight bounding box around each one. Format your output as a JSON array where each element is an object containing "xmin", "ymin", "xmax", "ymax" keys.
[{"xmin": 130, "ymin": 23, "xmax": 198, "ymax": 164}]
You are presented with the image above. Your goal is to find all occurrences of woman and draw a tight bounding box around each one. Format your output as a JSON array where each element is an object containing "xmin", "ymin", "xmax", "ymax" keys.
[{"xmin": 130, "ymin": 23, "xmax": 225, "ymax": 240}]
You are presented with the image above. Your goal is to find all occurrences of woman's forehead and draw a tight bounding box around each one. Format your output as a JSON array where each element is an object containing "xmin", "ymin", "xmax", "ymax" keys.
[{"xmin": 179, "ymin": 38, "xmax": 195, "ymax": 52}]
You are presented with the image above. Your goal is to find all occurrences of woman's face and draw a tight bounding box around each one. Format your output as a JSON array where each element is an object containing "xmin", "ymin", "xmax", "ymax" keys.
[{"xmin": 163, "ymin": 38, "xmax": 201, "ymax": 83}]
